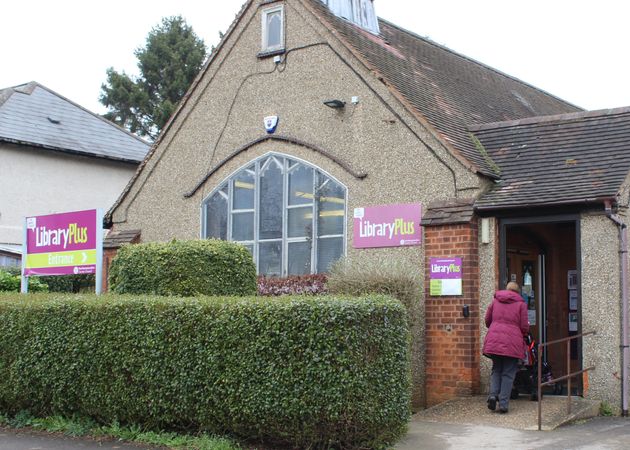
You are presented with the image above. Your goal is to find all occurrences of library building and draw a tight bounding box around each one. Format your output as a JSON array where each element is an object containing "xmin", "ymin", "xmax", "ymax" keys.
[{"xmin": 103, "ymin": 0, "xmax": 630, "ymax": 413}]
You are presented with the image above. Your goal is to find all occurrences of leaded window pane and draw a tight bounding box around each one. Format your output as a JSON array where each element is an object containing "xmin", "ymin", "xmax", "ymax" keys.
[
  {"xmin": 259, "ymin": 158, "xmax": 283, "ymax": 239},
  {"xmin": 317, "ymin": 237, "xmax": 343, "ymax": 273},
  {"xmin": 288, "ymin": 207, "xmax": 312, "ymax": 238},
  {"xmin": 266, "ymin": 11, "xmax": 282, "ymax": 48},
  {"xmin": 205, "ymin": 185, "xmax": 228, "ymax": 240},
  {"xmin": 288, "ymin": 241, "xmax": 312, "ymax": 275},
  {"xmin": 232, "ymin": 212, "xmax": 254, "ymax": 241},
  {"xmin": 288, "ymin": 163, "xmax": 313, "ymax": 206},
  {"xmin": 233, "ymin": 166, "xmax": 255, "ymax": 210},
  {"xmin": 259, "ymin": 241, "xmax": 282, "ymax": 276},
  {"xmin": 316, "ymin": 174, "xmax": 345, "ymax": 236},
  {"xmin": 202, "ymin": 154, "xmax": 346, "ymax": 276}
]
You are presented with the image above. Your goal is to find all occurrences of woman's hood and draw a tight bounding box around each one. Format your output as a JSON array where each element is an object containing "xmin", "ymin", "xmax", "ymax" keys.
[{"xmin": 494, "ymin": 289, "xmax": 523, "ymax": 304}]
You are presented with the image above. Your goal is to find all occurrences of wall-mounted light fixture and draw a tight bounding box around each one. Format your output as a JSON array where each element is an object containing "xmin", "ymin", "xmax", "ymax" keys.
[{"xmin": 323, "ymin": 99, "xmax": 345, "ymax": 109}]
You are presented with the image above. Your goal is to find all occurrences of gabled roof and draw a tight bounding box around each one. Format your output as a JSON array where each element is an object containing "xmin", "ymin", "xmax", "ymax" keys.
[
  {"xmin": 0, "ymin": 244, "xmax": 21, "ymax": 256},
  {"xmin": 471, "ymin": 107, "xmax": 630, "ymax": 210},
  {"xmin": 421, "ymin": 199, "xmax": 475, "ymax": 226},
  {"xmin": 105, "ymin": 1, "xmax": 251, "ymax": 227},
  {"xmin": 0, "ymin": 82, "xmax": 149, "ymax": 163},
  {"xmin": 103, "ymin": 229, "xmax": 141, "ymax": 249},
  {"xmin": 306, "ymin": 0, "xmax": 582, "ymax": 177}
]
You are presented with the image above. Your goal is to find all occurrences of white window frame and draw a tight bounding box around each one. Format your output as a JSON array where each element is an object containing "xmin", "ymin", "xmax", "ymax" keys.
[{"xmin": 261, "ymin": 5, "xmax": 285, "ymax": 53}]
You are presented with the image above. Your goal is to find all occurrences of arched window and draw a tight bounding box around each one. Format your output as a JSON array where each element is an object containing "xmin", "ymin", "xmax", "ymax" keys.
[
  {"xmin": 261, "ymin": 5, "xmax": 284, "ymax": 52},
  {"xmin": 202, "ymin": 154, "xmax": 346, "ymax": 276}
]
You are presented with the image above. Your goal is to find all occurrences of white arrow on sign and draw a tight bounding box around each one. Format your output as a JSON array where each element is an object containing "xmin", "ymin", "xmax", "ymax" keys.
[{"xmin": 81, "ymin": 252, "xmax": 87, "ymax": 263}]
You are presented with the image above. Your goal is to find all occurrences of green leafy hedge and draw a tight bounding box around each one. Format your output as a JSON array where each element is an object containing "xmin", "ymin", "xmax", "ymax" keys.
[
  {"xmin": 2, "ymin": 266, "xmax": 96, "ymax": 293},
  {"xmin": 41, "ymin": 274, "xmax": 95, "ymax": 293},
  {"xmin": 0, "ymin": 293, "xmax": 410, "ymax": 449},
  {"xmin": 0, "ymin": 270, "xmax": 48, "ymax": 293},
  {"xmin": 328, "ymin": 257, "xmax": 424, "ymax": 410},
  {"xmin": 108, "ymin": 239, "xmax": 256, "ymax": 296}
]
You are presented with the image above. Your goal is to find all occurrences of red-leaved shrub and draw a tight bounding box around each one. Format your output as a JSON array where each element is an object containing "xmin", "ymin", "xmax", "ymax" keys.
[{"xmin": 257, "ymin": 274, "xmax": 328, "ymax": 296}]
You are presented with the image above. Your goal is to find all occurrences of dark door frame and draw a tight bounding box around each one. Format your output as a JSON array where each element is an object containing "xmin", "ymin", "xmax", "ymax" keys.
[
  {"xmin": 499, "ymin": 214, "xmax": 582, "ymax": 393},
  {"xmin": 499, "ymin": 214, "xmax": 581, "ymax": 293}
]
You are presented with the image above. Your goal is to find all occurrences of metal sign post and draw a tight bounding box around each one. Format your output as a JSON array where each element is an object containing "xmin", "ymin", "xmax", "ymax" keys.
[{"xmin": 20, "ymin": 217, "xmax": 28, "ymax": 294}]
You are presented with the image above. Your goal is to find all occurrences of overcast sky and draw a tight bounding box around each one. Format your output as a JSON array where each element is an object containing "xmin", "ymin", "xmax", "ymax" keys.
[{"xmin": 2, "ymin": 1, "xmax": 629, "ymax": 114}]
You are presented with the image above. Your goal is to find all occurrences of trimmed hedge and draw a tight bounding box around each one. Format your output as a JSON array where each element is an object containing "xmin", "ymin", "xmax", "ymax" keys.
[
  {"xmin": 328, "ymin": 257, "xmax": 425, "ymax": 410},
  {"xmin": 108, "ymin": 239, "xmax": 256, "ymax": 296},
  {"xmin": 0, "ymin": 293, "xmax": 410, "ymax": 449},
  {"xmin": 40, "ymin": 274, "xmax": 95, "ymax": 293}
]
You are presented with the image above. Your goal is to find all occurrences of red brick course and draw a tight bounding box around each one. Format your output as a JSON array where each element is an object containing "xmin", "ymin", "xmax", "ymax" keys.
[
  {"xmin": 102, "ymin": 248, "xmax": 117, "ymax": 292},
  {"xmin": 424, "ymin": 222, "xmax": 480, "ymax": 406}
]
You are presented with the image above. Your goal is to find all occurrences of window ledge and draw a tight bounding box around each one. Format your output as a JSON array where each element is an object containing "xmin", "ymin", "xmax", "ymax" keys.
[{"xmin": 257, "ymin": 48, "xmax": 286, "ymax": 59}]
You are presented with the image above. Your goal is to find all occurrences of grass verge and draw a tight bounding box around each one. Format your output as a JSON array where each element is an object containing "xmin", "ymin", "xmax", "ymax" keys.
[{"xmin": 0, "ymin": 410, "xmax": 239, "ymax": 449}]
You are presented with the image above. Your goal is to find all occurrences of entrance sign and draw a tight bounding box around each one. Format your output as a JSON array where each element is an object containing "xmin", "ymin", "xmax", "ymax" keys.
[
  {"xmin": 21, "ymin": 209, "xmax": 103, "ymax": 293},
  {"xmin": 429, "ymin": 257, "xmax": 463, "ymax": 296},
  {"xmin": 353, "ymin": 203, "xmax": 422, "ymax": 248}
]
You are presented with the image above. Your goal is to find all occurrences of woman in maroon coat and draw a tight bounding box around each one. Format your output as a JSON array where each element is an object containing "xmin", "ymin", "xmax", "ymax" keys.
[{"xmin": 482, "ymin": 281, "xmax": 529, "ymax": 413}]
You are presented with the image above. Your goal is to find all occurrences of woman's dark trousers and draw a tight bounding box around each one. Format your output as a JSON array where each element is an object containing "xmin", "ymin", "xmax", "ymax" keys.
[{"xmin": 489, "ymin": 355, "xmax": 519, "ymax": 410}]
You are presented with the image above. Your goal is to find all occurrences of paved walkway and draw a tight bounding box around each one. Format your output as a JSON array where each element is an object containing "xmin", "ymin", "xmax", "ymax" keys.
[
  {"xmin": 411, "ymin": 394, "xmax": 601, "ymax": 431},
  {"xmin": 395, "ymin": 416, "xmax": 630, "ymax": 449},
  {"xmin": 396, "ymin": 395, "xmax": 629, "ymax": 449}
]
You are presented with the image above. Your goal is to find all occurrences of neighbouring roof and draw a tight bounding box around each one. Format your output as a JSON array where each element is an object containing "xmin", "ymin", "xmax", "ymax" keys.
[
  {"xmin": 471, "ymin": 107, "xmax": 630, "ymax": 210},
  {"xmin": 103, "ymin": 229, "xmax": 141, "ymax": 249},
  {"xmin": 0, "ymin": 82, "xmax": 149, "ymax": 163},
  {"xmin": 0, "ymin": 244, "xmax": 21, "ymax": 256},
  {"xmin": 421, "ymin": 199, "xmax": 475, "ymax": 226},
  {"xmin": 307, "ymin": 0, "xmax": 582, "ymax": 177}
]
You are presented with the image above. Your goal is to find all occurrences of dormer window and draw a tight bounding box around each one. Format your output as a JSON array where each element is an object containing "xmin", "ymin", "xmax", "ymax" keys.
[
  {"xmin": 262, "ymin": 5, "xmax": 284, "ymax": 53},
  {"xmin": 319, "ymin": 0, "xmax": 380, "ymax": 35}
]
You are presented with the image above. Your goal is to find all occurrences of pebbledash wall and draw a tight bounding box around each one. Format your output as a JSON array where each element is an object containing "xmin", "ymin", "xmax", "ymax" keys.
[
  {"xmin": 109, "ymin": 2, "xmax": 484, "ymax": 241},
  {"xmin": 580, "ymin": 213, "xmax": 624, "ymax": 406}
]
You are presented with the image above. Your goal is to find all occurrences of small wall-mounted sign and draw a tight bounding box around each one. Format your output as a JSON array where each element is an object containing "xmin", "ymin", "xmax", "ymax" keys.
[
  {"xmin": 567, "ymin": 269, "xmax": 578, "ymax": 289},
  {"xmin": 352, "ymin": 203, "xmax": 422, "ymax": 248},
  {"xmin": 264, "ymin": 115, "xmax": 279, "ymax": 134},
  {"xmin": 429, "ymin": 257, "xmax": 463, "ymax": 296},
  {"xmin": 569, "ymin": 312, "xmax": 579, "ymax": 332},
  {"xmin": 569, "ymin": 289, "xmax": 578, "ymax": 311}
]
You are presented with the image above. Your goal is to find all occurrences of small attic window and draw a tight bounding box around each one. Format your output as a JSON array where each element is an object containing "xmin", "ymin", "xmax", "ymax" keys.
[
  {"xmin": 320, "ymin": 0, "xmax": 380, "ymax": 35},
  {"xmin": 262, "ymin": 5, "xmax": 284, "ymax": 53}
]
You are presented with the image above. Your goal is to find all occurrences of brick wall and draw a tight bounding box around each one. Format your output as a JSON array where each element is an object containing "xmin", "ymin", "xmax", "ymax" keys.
[
  {"xmin": 102, "ymin": 248, "xmax": 117, "ymax": 292},
  {"xmin": 424, "ymin": 221, "xmax": 480, "ymax": 406},
  {"xmin": 101, "ymin": 229, "xmax": 141, "ymax": 293}
]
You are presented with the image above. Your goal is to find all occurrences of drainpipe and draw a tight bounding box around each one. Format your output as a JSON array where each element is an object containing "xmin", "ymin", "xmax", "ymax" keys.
[{"xmin": 606, "ymin": 204, "xmax": 629, "ymax": 417}]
